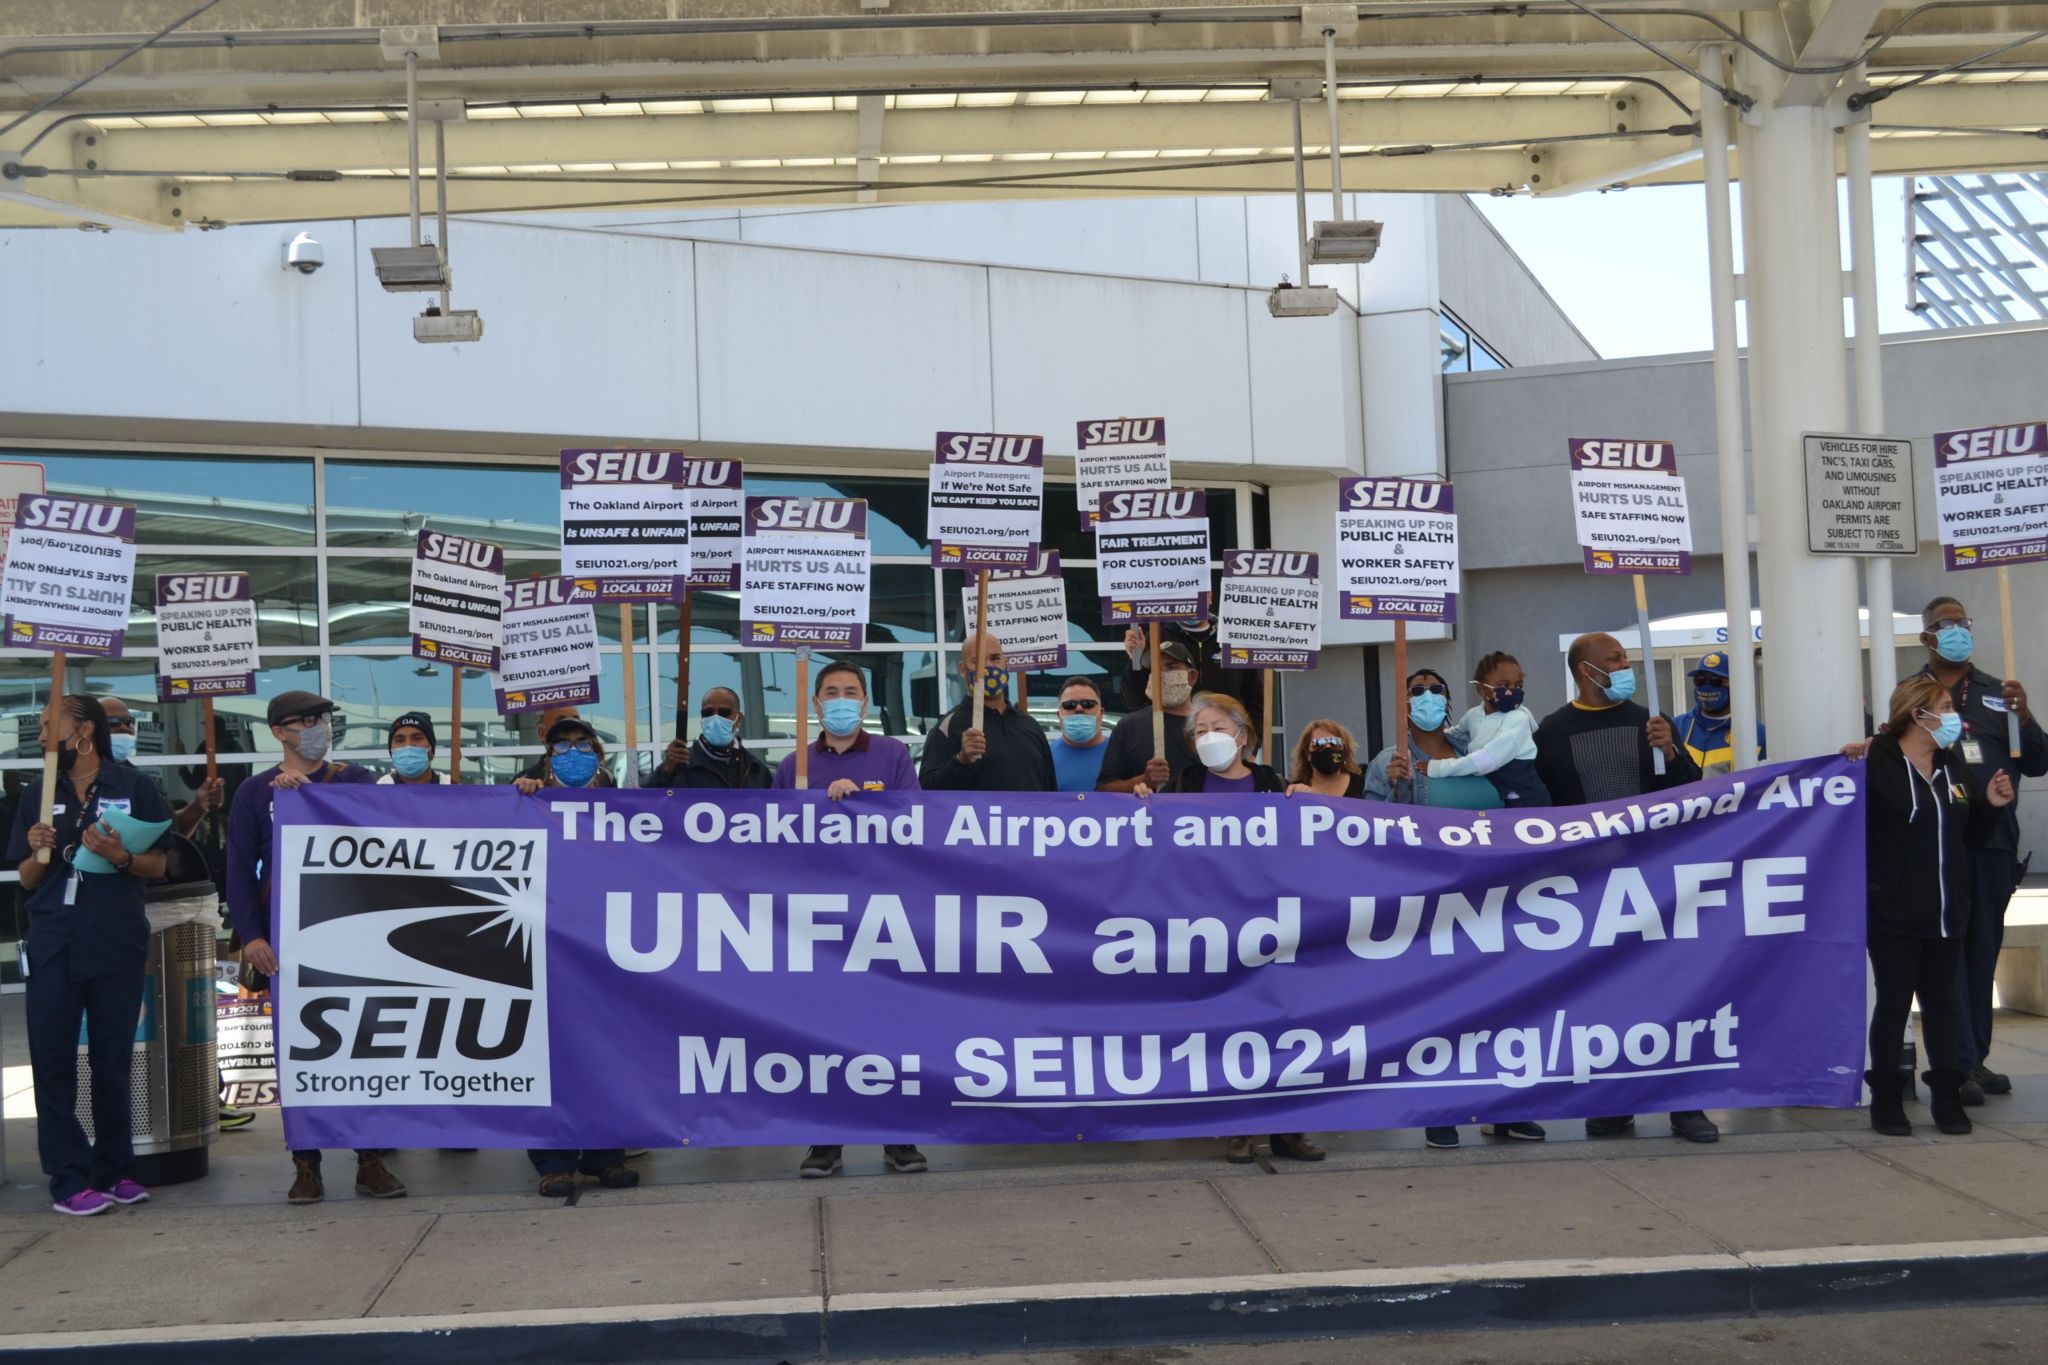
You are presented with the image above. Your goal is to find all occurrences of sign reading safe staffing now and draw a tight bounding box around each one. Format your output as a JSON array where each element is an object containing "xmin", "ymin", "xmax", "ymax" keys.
[
  {"xmin": 0, "ymin": 493, "xmax": 138, "ymax": 656},
  {"xmin": 928, "ymin": 432, "xmax": 1044, "ymax": 569},
  {"xmin": 1094, "ymin": 488, "xmax": 1210, "ymax": 625},
  {"xmin": 497, "ymin": 577, "xmax": 602, "ymax": 715},
  {"xmin": 1932, "ymin": 421, "xmax": 2048, "ymax": 570},
  {"xmin": 1335, "ymin": 478, "xmax": 1460, "ymax": 623},
  {"xmin": 1075, "ymin": 417, "xmax": 1170, "ymax": 529},
  {"xmin": 155, "ymin": 572, "xmax": 260, "ymax": 700},
  {"xmin": 558, "ymin": 448, "xmax": 693, "ymax": 600},
  {"xmin": 1568, "ymin": 437, "xmax": 1693, "ymax": 575},
  {"xmin": 740, "ymin": 497, "xmax": 871, "ymax": 649},
  {"xmin": 1218, "ymin": 550, "xmax": 1322, "ymax": 669},
  {"xmin": 961, "ymin": 550, "xmax": 1068, "ymax": 671},
  {"xmin": 1802, "ymin": 433, "xmax": 1918, "ymax": 557},
  {"xmin": 409, "ymin": 530, "xmax": 506, "ymax": 669}
]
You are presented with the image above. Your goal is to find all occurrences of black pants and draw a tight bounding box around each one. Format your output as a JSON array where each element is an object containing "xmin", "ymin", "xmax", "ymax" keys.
[
  {"xmin": 291, "ymin": 1149, "xmax": 379, "ymax": 1163},
  {"xmin": 528, "ymin": 1148, "xmax": 626, "ymax": 1176},
  {"xmin": 1869, "ymin": 930, "xmax": 1964, "ymax": 1073},
  {"xmin": 27, "ymin": 950, "xmax": 145, "ymax": 1201},
  {"xmin": 1958, "ymin": 847, "xmax": 2019, "ymax": 1069}
]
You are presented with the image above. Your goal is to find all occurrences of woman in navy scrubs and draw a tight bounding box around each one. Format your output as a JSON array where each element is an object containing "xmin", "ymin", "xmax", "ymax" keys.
[{"xmin": 8, "ymin": 694, "xmax": 175, "ymax": 1216}]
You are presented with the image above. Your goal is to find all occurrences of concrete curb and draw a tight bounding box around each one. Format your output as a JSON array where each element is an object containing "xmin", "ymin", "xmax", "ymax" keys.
[{"xmin": 6, "ymin": 1238, "xmax": 2048, "ymax": 1361}]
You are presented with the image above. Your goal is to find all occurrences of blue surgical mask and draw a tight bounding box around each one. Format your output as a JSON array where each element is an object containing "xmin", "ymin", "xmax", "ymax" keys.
[
  {"xmin": 1927, "ymin": 712, "xmax": 1964, "ymax": 748},
  {"xmin": 109, "ymin": 733, "xmax": 137, "ymax": 763},
  {"xmin": 700, "ymin": 714, "xmax": 735, "ymax": 749},
  {"xmin": 1935, "ymin": 624, "xmax": 1973, "ymax": 664},
  {"xmin": 1061, "ymin": 714, "xmax": 1098, "ymax": 744},
  {"xmin": 1592, "ymin": 664, "xmax": 1638, "ymax": 704},
  {"xmin": 820, "ymin": 697, "xmax": 864, "ymax": 738},
  {"xmin": 1409, "ymin": 692, "xmax": 1448, "ymax": 731},
  {"xmin": 551, "ymin": 749, "xmax": 599, "ymax": 787},
  {"xmin": 391, "ymin": 745, "xmax": 431, "ymax": 779},
  {"xmin": 1693, "ymin": 683, "xmax": 1729, "ymax": 712}
]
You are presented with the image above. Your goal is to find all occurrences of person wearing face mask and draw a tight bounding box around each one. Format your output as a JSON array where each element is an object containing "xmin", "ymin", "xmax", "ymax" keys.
[
  {"xmin": 9, "ymin": 694, "xmax": 176, "ymax": 1216},
  {"xmin": 1844, "ymin": 676, "xmax": 2014, "ymax": 1136},
  {"xmin": 1915, "ymin": 596, "xmax": 2048, "ymax": 1102},
  {"xmin": 919, "ymin": 633, "xmax": 1055, "ymax": 793},
  {"xmin": 225, "ymin": 690, "xmax": 406, "ymax": 1205},
  {"xmin": 376, "ymin": 712, "xmax": 444, "ymax": 785},
  {"xmin": 1362, "ymin": 671, "xmax": 1498, "ymax": 809},
  {"xmin": 1095, "ymin": 640, "xmax": 1202, "ymax": 795},
  {"xmin": 1119, "ymin": 615, "xmax": 1262, "ymax": 749},
  {"xmin": 1534, "ymin": 635, "xmax": 1713, "ymax": 1145},
  {"xmin": 513, "ymin": 715, "xmax": 616, "ymax": 793},
  {"xmin": 776, "ymin": 662, "xmax": 916, "ymax": 797},
  {"xmin": 1285, "ymin": 720, "xmax": 1367, "ymax": 798},
  {"xmin": 1427, "ymin": 652, "xmax": 1550, "ymax": 809},
  {"xmin": 1674, "ymin": 651, "xmax": 1767, "ymax": 777},
  {"xmin": 98, "ymin": 696, "xmax": 224, "ymax": 835},
  {"xmin": 1050, "ymin": 676, "xmax": 1112, "ymax": 793},
  {"xmin": 650, "ymin": 687, "xmax": 772, "ymax": 790}
]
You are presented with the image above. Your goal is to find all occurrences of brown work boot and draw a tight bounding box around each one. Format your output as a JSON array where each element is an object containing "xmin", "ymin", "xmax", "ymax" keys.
[
  {"xmin": 1269, "ymin": 1132, "xmax": 1327, "ymax": 1162},
  {"xmin": 1224, "ymin": 1136, "xmax": 1257, "ymax": 1164},
  {"xmin": 354, "ymin": 1155, "xmax": 407, "ymax": 1198},
  {"xmin": 287, "ymin": 1158, "xmax": 324, "ymax": 1205}
]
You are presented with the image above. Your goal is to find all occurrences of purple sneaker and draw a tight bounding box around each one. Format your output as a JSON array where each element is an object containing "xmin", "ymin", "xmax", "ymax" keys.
[
  {"xmin": 104, "ymin": 1179, "xmax": 149, "ymax": 1205},
  {"xmin": 51, "ymin": 1190, "xmax": 111, "ymax": 1217}
]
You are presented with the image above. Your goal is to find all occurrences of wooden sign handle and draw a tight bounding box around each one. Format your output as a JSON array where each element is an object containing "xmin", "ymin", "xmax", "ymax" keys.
[
  {"xmin": 971, "ymin": 571, "xmax": 990, "ymax": 734},
  {"xmin": 203, "ymin": 695, "xmax": 218, "ymax": 784},
  {"xmin": 794, "ymin": 648, "xmax": 811, "ymax": 790},
  {"xmin": 36, "ymin": 652, "xmax": 64, "ymax": 863},
  {"xmin": 1632, "ymin": 574, "xmax": 1665, "ymax": 776},
  {"xmin": 2001, "ymin": 566, "xmax": 2023, "ymax": 759},
  {"xmin": 1148, "ymin": 623, "xmax": 1166, "ymax": 763}
]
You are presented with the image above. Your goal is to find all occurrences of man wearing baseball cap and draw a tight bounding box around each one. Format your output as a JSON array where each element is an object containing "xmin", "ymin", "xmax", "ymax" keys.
[
  {"xmin": 1674, "ymin": 651, "xmax": 1766, "ymax": 777},
  {"xmin": 377, "ymin": 711, "xmax": 444, "ymax": 785},
  {"xmin": 224, "ymin": 690, "xmax": 406, "ymax": 1206}
]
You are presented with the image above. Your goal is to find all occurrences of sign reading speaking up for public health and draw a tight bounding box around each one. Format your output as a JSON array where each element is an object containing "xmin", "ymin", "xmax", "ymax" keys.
[
  {"xmin": 497, "ymin": 577, "xmax": 602, "ymax": 716},
  {"xmin": 1075, "ymin": 417, "xmax": 1170, "ymax": 529},
  {"xmin": 740, "ymin": 497, "xmax": 871, "ymax": 649},
  {"xmin": 1094, "ymin": 487, "xmax": 1210, "ymax": 625},
  {"xmin": 1218, "ymin": 550, "xmax": 1321, "ymax": 669},
  {"xmin": 0, "ymin": 494, "xmax": 138, "ymax": 656},
  {"xmin": 409, "ymin": 530, "xmax": 506, "ymax": 669},
  {"xmin": 155, "ymin": 572, "xmax": 260, "ymax": 700},
  {"xmin": 1802, "ymin": 433, "xmax": 1918, "ymax": 557},
  {"xmin": 1335, "ymin": 478, "xmax": 1460, "ymax": 623},
  {"xmin": 559, "ymin": 448, "xmax": 692, "ymax": 600},
  {"xmin": 1569, "ymin": 437, "xmax": 1693, "ymax": 575},
  {"xmin": 961, "ymin": 550, "xmax": 1068, "ymax": 671},
  {"xmin": 929, "ymin": 432, "xmax": 1044, "ymax": 569},
  {"xmin": 1932, "ymin": 421, "xmax": 2048, "ymax": 570},
  {"xmin": 273, "ymin": 757, "xmax": 1867, "ymax": 1150}
]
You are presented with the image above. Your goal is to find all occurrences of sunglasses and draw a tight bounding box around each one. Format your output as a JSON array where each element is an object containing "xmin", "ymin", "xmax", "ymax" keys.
[
  {"xmin": 1407, "ymin": 682, "xmax": 1449, "ymax": 698},
  {"xmin": 1059, "ymin": 699, "xmax": 1101, "ymax": 712},
  {"xmin": 104, "ymin": 714, "xmax": 137, "ymax": 733},
  {"xmin": 700, "ymin": 705, "xmax": 738, "ymax": 719},
  {"xmin": 1309, "ymin": 736, "xmax": 1345, "ymax": 749}
]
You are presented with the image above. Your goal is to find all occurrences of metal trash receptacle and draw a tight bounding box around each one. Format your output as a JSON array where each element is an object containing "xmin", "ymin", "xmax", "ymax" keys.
[{"xmin": 74, "ymin": 845, "xmax": 222, "ymax": 1187}]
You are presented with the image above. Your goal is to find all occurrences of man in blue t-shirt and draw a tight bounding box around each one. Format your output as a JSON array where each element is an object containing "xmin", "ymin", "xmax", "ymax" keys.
[{"xmin": 1049, "ymin": 676, "xmax": 1110, "ymax": 793}]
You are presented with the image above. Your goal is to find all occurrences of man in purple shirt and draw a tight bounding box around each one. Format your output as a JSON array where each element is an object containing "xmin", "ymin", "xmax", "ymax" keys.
[
  {"xmin": 225, "ymin": 690, "xmax": 406, "ymax": 1207},
  {"xmin": 774, "ymin": 661, "xmax": 917, "ymax": 795}
]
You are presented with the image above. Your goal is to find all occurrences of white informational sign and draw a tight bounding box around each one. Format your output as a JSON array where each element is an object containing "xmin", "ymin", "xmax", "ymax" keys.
[
  {"xmin": 740, "ymin": 497, "xmax": 871, "ymax": 649},
  {"xmin": 1802, "ymin": 433, "xmax": 1918, "ymax": 557},
  {"xmin": 928, "ymin": 431, "xmax": 1045, "ymax": 569},
  {"xmin": 1932, "ymin": 421, "xmax": 2048, "ymax": 570},
  {"xmin": 961, "ymin": 550, "xmax": 1067, "ymax": 670},
  {"xmin": 1567, "ymin": 436, "xmax": 1693, "ymax": 576},
  {"xmin": 409, "ymin": 529, "xmax": 507, "ymax": 669},
  {"xmin": 1334, "ymin": 478, "xmax": 1460, "ymax": 623},
  {"xmin": 1075, "ymin": 417, "xmax": 1170, "ymax": 528},
  {"xmin": 155, "ymin": 572, "xmax": 260, "ymax": 701},
  {"xmin": 1093, "ymin": 487, "xmax": 1210, "ymax": 625},
  {"xmin": 0, "ymin": 460, "xmax": 45, "ymax": 575},
  {"xmin": 559, "ymin": 448, "xmax": 692, "ymax": 600},
  {"xmin": 496, "ymin": 577, "xmax": 602, "ymax": 715},
  {"xmin": 1218, "ymin": 550, "xmax": 1322, "ymax": 669},
  {"xmin": 0, "ymin": 493, "xmax": 138, "ymax": 656},
  {"xmin": 217, "ymin": 997, "xmax": 277, "ymax": 1110},
  {"xmin": 680, "ymin": 455, "xmax": 744, "ymax": 591}
]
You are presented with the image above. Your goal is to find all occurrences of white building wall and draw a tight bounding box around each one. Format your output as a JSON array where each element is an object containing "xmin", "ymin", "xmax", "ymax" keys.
[{"xmin": 1433, "ymin": 195, "xmax": 1600, "ymax": 368}]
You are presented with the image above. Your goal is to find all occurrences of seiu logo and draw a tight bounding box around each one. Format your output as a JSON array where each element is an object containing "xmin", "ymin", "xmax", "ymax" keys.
[
  {"xmin": 1079, "ymin": 418, "xmax": 1162, "ymax": 445},
  {"xmin": 1570, "ymin": 438, "xmax": 1673, "ymax": 471},
  {"xmin": 752, "ymin": 499, "xmax": 856, "ymax": 532},
  {"xmin": 1102, "ymin": 489, "xmax": 1197, "ymax": 519},
  {"xmin": 159, "ymin": 574, "xmax": 243, "ymax": 604},
  {"xmin": 1227, "ymin": 551, "xmax": 1312, "ymax": 576},
  {"xmin": 565, "ymin": 449, "xmax": 679, "ymax": 484},
  {"xmin": 21, "ymin": 496, "xmax": 121, "ymax": 534},
  {"xmin": 504, "ymin": 577, "xmax": 584, "ymax": 611},
  {"xmin": 1937, "ymin": 423, "xmax": 2046, "ymax": 460},
  {"xmin": 938, "ymin": 433, "xmax": 1042, "ymax": 464},
  {"xmin": 1343, "ymin": 480, "xmax": 1445, "ymax": 511},
  {"xmin": 420, "ymin": 532, "xmax": 498, "ymax": 569}
]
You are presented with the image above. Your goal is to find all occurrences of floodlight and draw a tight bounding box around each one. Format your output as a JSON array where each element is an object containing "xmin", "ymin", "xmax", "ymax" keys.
[
  {"xmin": 372, "ymin": 243, "xmax": 448, "ymax": 292},
  {"xmin": 1310, "ymin": 219, "xmax": 1383, "ymax": 263},
  {"xmin": 1266, "ymin": 285, "xmax": 1341, "ymax": 318}
]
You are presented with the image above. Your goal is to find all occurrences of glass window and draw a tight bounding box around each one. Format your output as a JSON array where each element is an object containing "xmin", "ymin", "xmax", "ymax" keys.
[
  {"xmin": 326, "ymin": 651, "xmax": 642, "ymax": 758},
  {"xmin": 328, "ymin": 556, "xmax": 653, "ymax": 646},
  {"xmin": 0, "ymin": 653, "xmax": 322, "ymax": 765},
  {"xmin": 131, "ymin": 555, "xmax": 319, "ymax": 648},
  {"xmin": 657, "ymin": 649, "xmax": 941, "ymax": 749},
  {"xmin": 1469, "ymin": 339, "xmax": 1506, "ymax": 372},
  {"xmin": 1439, "ymin": 315, "xmax": 1472, "ymax": 373},
  {"xmin": 2, "ymin": 450, "xmax": 317, "ymax": 545},
  {"xmin": 325, "ymin": 460, "xmax": 560, "ymax": 550}
]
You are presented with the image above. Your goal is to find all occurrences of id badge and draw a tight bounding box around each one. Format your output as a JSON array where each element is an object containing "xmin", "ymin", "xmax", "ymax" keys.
[
  {"xmin": 62, "ymin": 872, "xmax": 79, "ymax": 906},
  {"xmin": 1961, "ymin": 738, "xmax": 1985, "ymax": 766}
]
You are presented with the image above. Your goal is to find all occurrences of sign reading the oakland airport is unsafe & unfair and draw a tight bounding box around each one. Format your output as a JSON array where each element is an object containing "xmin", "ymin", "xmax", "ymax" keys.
[
  {"xmin": 559, "ymin": 448, "xmax": 742, "ymax": 596},
  {"xmin": 1933, "ymin": 421, "xmax": 2048, "ymax": 570},
  {"xmin": 1569, "ymin": 436, "xmax": 1692, "ymax": 575},
  {"xmin": 1094, "ymin": 487, "xmax": 1209, "ymax": 625},
  {"xmin": 155, "ymin": 572, "xmax": 260, "ymax": 700},
  {"xmin": 928, "ymin": 432, "xmax": 1043, "ymax": 569},
  {"xmin": 1218, "ymin": 549, "xmax": 1320, "ymax": 669},
  {"xmin": 496, "ymin": 577, "xmax": 601, "ymax": 716},
  {"xmin": 1335, "ymin": 478, "xmax": 1459, "ymax": 623},
  {"xmin": 409, "ymin": 530, "xmax": 506, "ymax": 669},
  {"xmin": 739, "ymin": 496, "xmax": 870, "ymax": 648},
  {"xmin": 960, "ymin": 550, "xmax": 1067, "ymax": 671},
  {"xmin": 272, "ymin": 757, "xmax": 1866, "ymax": 1149},
  {"xmin": 0, "ymin": 493, "xmax": 137, "ymax": 656}
]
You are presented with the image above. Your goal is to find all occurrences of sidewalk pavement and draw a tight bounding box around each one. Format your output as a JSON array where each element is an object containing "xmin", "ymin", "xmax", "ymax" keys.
[{"xmin": 5, "ymin": 1003, "xmax": 2048, "ymax": 1361}]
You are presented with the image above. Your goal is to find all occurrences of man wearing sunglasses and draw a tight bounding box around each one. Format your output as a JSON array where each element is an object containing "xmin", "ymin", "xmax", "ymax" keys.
[
  {"xmin": 650, "ymin": 687, "xmax": 772, "ymax": 790},
  {"xmin": 1050, "ymin": 676, "xmax": 1111, "ymax": 793}
]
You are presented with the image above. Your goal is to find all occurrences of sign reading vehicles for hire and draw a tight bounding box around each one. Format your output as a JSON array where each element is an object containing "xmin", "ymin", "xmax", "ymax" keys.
[
  {"xmin": 1802, "ymin": 434, "xmax": 1918, "ymax": 557},
  {"xmin": 1334, "ymin": 478, "xmax": 1460, "ymax": 624},
  {"xmin": 1932, "ymin": 421, "xmax": 2048, "ymax": 570},
  {"xmin": 155, "ymin": 572, "xmax": 261, "ymax": 701}
]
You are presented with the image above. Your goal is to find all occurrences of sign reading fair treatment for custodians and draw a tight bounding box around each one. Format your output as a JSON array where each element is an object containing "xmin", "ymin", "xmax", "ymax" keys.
[
  {"xmin": 1094, "ymin": 487, "xmax": 1210, "ymax": 625},
  {"xmin": 1218, "ymin": 550, "xmax": 1322, "ymax": 669},
  {"xmin": 961, "ymin": 549, "xmax": 1068, "ymax": 671},
  {"xmin": 558, "ymin": 448, "xmax": 692, "ymax": 600},
  {"xmin": 1932, "ymin": 420, "xmax": 2048, "ymax": 570},
  {"xmin": 408, "ymin": 529, "xmax": 507, "ymax": 669},
  {"xmin": 740, "ymin": 496, "xmax": 871, "ymax": 648},
  {"xmin": 1568, "ymin": 436, "xmax": 1693, "ymax": 575},
  {"xmin": 928, "ymin": 431, "xmax": 1044, "ymax": 569},
  {"xmin": 496, "ymin": 576, "xmax": 602, "ymax": 716},
  {"xmin": 155, "ymin": 572, "xmax": 260, "ymax": 700},
  {"xmin": 1335, "ymin": 478, "xmax": 1460, "ymax": 623},
  {"xmin": 1074, "ymin": 417, "xmax": 1170, "ymax": 529},
  {"xmin": 0, "ymin": 493, "xmax": 138, "ymax": 656}
]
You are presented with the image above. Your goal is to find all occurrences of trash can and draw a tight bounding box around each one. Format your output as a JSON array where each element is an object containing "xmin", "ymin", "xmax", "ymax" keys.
[{"xmin": 74, "ymin": 835, "xmax": 222, "ymax": 1186}]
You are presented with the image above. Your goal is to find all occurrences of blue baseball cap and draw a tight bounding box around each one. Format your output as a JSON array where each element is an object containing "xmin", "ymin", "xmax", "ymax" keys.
[{"xmin": 1693, "ymin": 651, "xmax": 1731, "ymax": 680}]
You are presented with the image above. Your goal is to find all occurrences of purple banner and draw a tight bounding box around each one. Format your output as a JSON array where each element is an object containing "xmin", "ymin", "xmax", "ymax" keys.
[{"xmin": 273, "ymin": 758, "xmax": 1866, "ymax": 1150}]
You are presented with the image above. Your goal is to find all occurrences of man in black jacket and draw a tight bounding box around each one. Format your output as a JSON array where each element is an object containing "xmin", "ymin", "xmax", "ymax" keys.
[
  {"xmin": 1120, "ymin": 615, "xmax": 1263, "ymax": 751},
  {"xmin": 1917, "ymin": 595, "xmax": 2048, "ymax": 1098},
  {"xmin": 648, "ymin": 686, "xmax": 773, "ymax": 790},
  {"xmin": 919, "ymin": 632, "xmax": 1055, "ymax": 794},
  {"xmin": 1535, "ymin": 631, "xmax": 1716, "ymax": 1144}
]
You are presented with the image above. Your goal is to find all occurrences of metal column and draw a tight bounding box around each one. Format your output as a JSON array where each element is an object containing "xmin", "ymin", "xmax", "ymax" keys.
[{"xmin": 1846, "ymin": 74, "xmax": 1899, "ymax": 714}]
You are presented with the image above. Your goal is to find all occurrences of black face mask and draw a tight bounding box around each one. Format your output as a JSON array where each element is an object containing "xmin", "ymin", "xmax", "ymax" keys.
[
  {"xmin": 1309, "ymin": 748, "xmax": 1345, "ymax": 775},
  {"xmin": 55, "ymin": 737, "xmax": 79, "ymax": 772}
]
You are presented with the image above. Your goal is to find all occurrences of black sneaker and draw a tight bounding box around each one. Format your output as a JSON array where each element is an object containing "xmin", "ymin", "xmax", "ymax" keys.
[
  {"xmin": 1423, "ymin": 1127, "xmax": 1460, "ymax": 1149},
  {"xmin": 1971, "ymin": 1065, "xmax": 2013, "ymax": 1096},
  {"xmin": 882, "ymin": 1144, "xmax": 929, "ymax": 1173},
  {"xmin": 1584, "ymin": 1115, "xmax": 1636, "ymax": 1138},
  {"xmin": 1959, "ymin": 1078, "xmax": 1987, "ymax": 1106},
  {"xmin": 217, "ymin": 1105, "xmax": 254, "ymax": 1131},
  {"xmin": 1670, "ymin": 1110, "xmax": 1720, "ymax": 1143},
  {"xmin": 1482, "ymin": 1122, "xmax": 1547, "ymax": 1141},
  {"xmin": 798, "ymin": 1145, "xmax": 844, "ymax": 1179}
]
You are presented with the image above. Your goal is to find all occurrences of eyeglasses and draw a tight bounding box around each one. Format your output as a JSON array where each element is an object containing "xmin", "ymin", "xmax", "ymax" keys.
[
  {"xmin": 700, "ymin": 705, "xmax": 737, "ymax": 719},
  {"xmin": 281, "ymin": 711, "xmax": 335, "ymax": 730},
  {"xmin": 1059, "ymin": 699, "xmax": 1101, "ymax": 712},
  {"xmin": 1929, "ymin": 617, "xmax": 1974, "ymax": 631},
  {"xmin": 549, "ymin": 739, "xmax": 596, "ymax": 755},
  {"xmin": 1407, "ymin": 682, "xmax": 1449, "ymax": 698}
]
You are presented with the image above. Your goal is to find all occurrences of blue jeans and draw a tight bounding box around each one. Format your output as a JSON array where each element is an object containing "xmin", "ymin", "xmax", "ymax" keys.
[{"xmin": 1957, "ymin": 847, "xmax": 2019, "ymax": 1070}]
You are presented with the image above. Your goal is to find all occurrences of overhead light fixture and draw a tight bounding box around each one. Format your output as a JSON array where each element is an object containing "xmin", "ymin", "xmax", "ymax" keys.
[
  {"xmin": 1267, "ymin": 285, "xmax": 1341, "ymax": 318},
  {"xmin": 372, "ymin": 243, "xmax": 448, "ymax": 291},
  {"xmin": 414, "ymin": 305, "xmax": 483, "ymax": 343},
  {"xmin": 1310, "ymin": 219, "xmax": 1383, "ymax": 263}
]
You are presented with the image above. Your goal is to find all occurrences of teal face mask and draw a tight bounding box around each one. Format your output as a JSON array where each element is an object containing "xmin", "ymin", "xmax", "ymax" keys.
[
  {"xmin": 1408, "ymin": 692, "xmax": 1448, "ymax": 731},
  {"xmin": 109, "ymin": 733, "xmax": 137, "ymax": 764},
  {"xmin": 1935, "ymin": 625, "xmax": 1973, "ymax": 664},
  {"xmin": 1061, "ymin": 714, "xmax": 1098, "ymax": 743},
  {"xmin": 820, "ymin": 697, "xmax": 864, "ymax": 738},
  {"xmin": 699, "ymin": 713, "xmax": 735, "ymax": 749},
  {"xmin": 391, "ymin": 745, "xmax": 431, "ymax": 778},
  {"xmin": 1925, "ymin": 712, "xmax": 1963, "ymax": 747},
  {"xmin": 1592, "ymin": 664, "xmax": 1638, "ymax": 704}
]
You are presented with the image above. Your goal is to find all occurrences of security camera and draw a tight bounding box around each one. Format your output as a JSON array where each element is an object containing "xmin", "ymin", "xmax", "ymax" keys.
[{"xmin": 284, "ymin": 231, "xmax": 324, "ymax": 275}]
